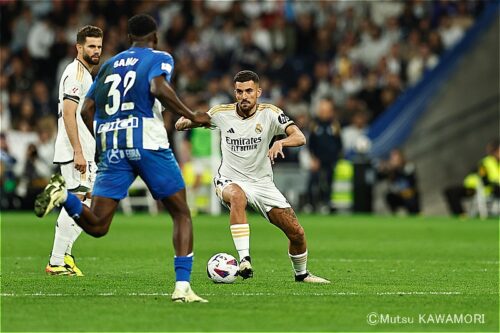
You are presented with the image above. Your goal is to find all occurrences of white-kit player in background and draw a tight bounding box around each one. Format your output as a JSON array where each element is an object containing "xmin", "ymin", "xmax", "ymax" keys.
[{"xmin": 48, "ymin": 25, "xmax": 103, "ymax": 276}]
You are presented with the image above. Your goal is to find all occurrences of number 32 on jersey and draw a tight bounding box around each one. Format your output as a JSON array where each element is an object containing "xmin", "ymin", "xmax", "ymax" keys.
[{"xmin": 105, "ymin": 70, "xmax": 136, "ymax": 115}]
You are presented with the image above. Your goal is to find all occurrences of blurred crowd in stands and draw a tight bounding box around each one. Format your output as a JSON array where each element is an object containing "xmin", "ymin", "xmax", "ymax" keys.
[{"xmin": 0, "ymin": 0, "xmax": 484, "ymax": 212}]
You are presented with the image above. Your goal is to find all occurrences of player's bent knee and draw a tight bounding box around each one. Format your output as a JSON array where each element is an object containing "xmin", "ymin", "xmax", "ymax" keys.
[
  {"xmin": 229, "ymin": 190, "xmax": 247, "ymax": 209},
  {"xmin": 89, "ymin": 226, "xmax": 109, "ymax": 238}
]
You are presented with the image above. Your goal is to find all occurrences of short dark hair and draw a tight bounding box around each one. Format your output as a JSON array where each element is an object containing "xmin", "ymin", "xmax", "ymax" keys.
[
  {"xmin": 76, "ymin": 25, "xmax": 103, "ymax": 44},
  {"xmin": 128, "ymin": 14, "xmax": 157, "ymax": 37},
  {"xmin": 233, "ymin": 70, "xmax": 260, "ymax": 84}
]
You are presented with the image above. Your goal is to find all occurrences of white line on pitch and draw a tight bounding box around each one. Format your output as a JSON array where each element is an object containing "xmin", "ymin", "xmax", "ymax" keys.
[
  {"xmin": 4, "ymin": 291, "xmax": 497, "ymax": 297},
  {"xmin": 6, "ymin": 257, "xmax": 498, "ymax": 265}
]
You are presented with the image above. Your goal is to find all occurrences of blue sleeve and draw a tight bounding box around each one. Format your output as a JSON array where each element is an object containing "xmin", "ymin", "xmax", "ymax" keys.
[
  {"xmin": 86, "ymin": 79, "xmax": 97, "ymax": 100},
  {"xmin": 86, "ymin": 62, "xmax": 107, "ymax": 100},
  {"xmin": 148, "ymin": 52, "xmax": 175, "ymax": 83}
]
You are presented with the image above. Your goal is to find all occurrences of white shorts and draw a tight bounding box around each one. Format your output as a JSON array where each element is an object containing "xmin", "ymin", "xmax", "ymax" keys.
[
  {"xmin": 60, "ymin": 161, "xmax": 97, "ymax": 195},
  {"xmin": 214, "ymin": 176, "xmax": 291, "ymax": 221}
]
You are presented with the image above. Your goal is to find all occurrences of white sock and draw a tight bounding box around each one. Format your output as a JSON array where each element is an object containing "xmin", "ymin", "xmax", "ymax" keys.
[
  {"xmin": 65, "ymin": 199, "xmax": 89, "ymax": 254},
  {"xmin": 175, "ymin": 281, "xmax": 190, "ymax": 291},
  {"xmin": 230, "ymin": 224, "xmax": 250, "ymax": 261},
  {"xmin": 62, "ymin": 189, "xmax": 68, "ymax": 202},
  {"xmin": 49, "ymin": 208, "xmax": 74, "ymax": 266},
  {"xmin": 289, "ymin": 251, "xmax": 308, "ymax": 275}
]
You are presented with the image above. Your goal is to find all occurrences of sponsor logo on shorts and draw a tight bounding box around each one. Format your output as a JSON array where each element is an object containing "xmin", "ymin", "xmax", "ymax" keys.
[
  {"xmin": 125, "ymin": 149, "xmax": 141, "ymax": 160},
  {"xmin": 106, "ymin": 148, "xmax": 141, "ymax": 163},
  {"xmin": 216, "ymin": 178, "xmax": 232, "ymax": 187},
  {"xmin": 107, "ymin": 149, "xmax": 123, "ymax": 164}
]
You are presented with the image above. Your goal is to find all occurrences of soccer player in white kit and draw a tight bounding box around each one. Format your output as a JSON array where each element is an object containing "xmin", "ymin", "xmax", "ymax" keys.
[
  {"xmin": 48, "ymin": 26, "xmax": 103, "ymax": 276},
  {"xmin": 176, "ymin": 70, "xmax": 330, "ymax": 283}
]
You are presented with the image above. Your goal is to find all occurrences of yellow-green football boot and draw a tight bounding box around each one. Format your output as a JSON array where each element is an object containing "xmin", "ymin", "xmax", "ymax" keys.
[
  {"xmin": 64, "ymin": 254, "xmax": 84, "ymax": 276},
  {"xmin": 35, "ymin": 174, "xmax": 66, "ymax": 218},
  {"xmin": 45, "ymin": 263, "xmax": 76, "ymax": 276}
]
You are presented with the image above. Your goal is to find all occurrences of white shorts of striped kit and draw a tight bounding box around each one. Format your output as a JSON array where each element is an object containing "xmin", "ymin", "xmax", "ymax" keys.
[
  {"xmin": 60, "ymin": 161, "xmax": 97, "ymax": 195},
  {"xmin": 213, "ymin": 176, "xmax": 290, "ymax": 221}
]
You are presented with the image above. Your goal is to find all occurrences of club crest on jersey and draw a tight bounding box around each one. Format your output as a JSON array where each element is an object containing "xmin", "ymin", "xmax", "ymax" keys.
[
  {"xmin": 255, "ymin": 123, "xmax": 263, "ymax": 134},
  {"xmin": 278, "ymin": 113, "xmax": 290, "ymax": 124}
]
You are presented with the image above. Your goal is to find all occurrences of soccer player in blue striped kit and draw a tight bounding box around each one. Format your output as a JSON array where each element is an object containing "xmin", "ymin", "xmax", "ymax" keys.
[{"xmin": 35, "ymin": 14, "xmax": 210, "ymax": 303}]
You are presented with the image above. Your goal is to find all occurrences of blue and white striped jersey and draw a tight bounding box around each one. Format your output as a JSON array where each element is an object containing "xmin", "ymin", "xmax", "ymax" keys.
[{"xmin": 86, "ymin": 47, "xmax": 174, "ymax": 152}]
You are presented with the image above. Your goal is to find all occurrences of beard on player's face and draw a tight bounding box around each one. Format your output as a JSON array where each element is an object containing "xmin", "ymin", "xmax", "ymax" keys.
[
  {"xmin": 83, "ymin": 52, "xmax": 100, "ymax": 65},
  {"xmin": 239, "ymin": 99, "xmax": 255, "ymax": 111}
]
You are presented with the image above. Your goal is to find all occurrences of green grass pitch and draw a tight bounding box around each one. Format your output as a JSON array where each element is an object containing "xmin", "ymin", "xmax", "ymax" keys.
[{"xmin": 1, "ymin": 212, "xmax": 498, "ymax": 332}]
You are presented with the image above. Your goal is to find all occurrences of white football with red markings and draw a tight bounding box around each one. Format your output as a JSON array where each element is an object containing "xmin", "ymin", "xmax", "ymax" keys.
[{"xmin": 207, "ymin": 253, "xmax": 239, "ymax": 283}]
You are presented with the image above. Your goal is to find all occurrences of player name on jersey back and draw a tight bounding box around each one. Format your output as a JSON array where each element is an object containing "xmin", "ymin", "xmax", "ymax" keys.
[{"xmin": 113, "ymin": 57, "xmax": 139, "ymax": 68}]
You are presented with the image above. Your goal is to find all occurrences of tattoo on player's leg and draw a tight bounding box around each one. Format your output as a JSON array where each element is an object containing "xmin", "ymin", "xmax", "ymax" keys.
[
  {"xmin": 282, "ymin": 207, "xmax": 298, "ymax": 222},
  {"xmin": 269, "ymin": 207, "xmax": 306, "ymax": 249},
  {"xmin": 270, "ymin": 207, "xmax": 299, "ymax": 230}
]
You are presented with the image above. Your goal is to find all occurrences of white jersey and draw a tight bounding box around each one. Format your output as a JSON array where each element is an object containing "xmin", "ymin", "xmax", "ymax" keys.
[
  {"xmin": 53, "ymin": 59, "xmax": 95, "ymax": 163},
  {"xmin": 208, "ymin": 103, "xmax": 294, "ymax": 182}
]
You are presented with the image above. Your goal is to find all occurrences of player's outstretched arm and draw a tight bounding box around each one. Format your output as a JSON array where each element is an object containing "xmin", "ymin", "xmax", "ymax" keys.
[
  {"xmin": 268, "ymin": 125, "xmax": 306, "ymax": 164},
  {"xmin": 150, "ymin": 76, "xmax": 210, "ymax": 126},
  {"xmin": 174, "ymin": 116, "xmax": 204, "ymax": 131}
]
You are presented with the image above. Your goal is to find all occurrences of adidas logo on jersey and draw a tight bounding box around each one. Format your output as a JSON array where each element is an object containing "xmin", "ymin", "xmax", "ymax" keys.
[{"xmin": 227, "ymin": 128, "xmax": 235, "ymax": 133}]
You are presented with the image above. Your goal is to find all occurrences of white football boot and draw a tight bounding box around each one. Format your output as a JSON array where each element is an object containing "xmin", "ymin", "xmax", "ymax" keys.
[
  {"xmin": 171, "ymin": 285, "xmax": 208, "ymax": 303},
  {"xmin": 295, "ymin": 271, "xmax": 331, "ymax": 284}
]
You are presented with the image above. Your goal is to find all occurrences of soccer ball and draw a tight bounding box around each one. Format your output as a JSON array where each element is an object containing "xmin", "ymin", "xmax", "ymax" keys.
[{"xmin": 207, "ymin": 253, "xmax": 239, "ymax": 283}]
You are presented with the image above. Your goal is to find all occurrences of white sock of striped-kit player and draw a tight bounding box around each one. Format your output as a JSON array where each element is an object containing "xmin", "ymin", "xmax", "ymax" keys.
[
  {"xmin": 230, "ymin": 224, "xmax": 250, "ymax": 260},
  {"xmin": 49, "ymin": 200, "xmax": 89, "ymax": 266},
  {"xmin": 289, "ymin": 251, "xmax": 308, "ymax": 275}
]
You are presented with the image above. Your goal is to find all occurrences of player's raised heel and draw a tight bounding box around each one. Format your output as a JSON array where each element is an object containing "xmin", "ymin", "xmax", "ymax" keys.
[
  {"xmin": 64, "ymin": 254, "xmax": 84, "ymax": 276},
  {"xmin": 34, "ymin": 174, "xmax": 66, "ymax": 218},
  {"xmin": 295, "ymin": 271, "xmax": 330, "ymax": 284},
  {"xmin": 171, "ymin": 286, "xmax": 208, "ymax": 303},
  {"xmin": 239, "ymin": 256, "xmax": 253, "ymax": 279}
]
